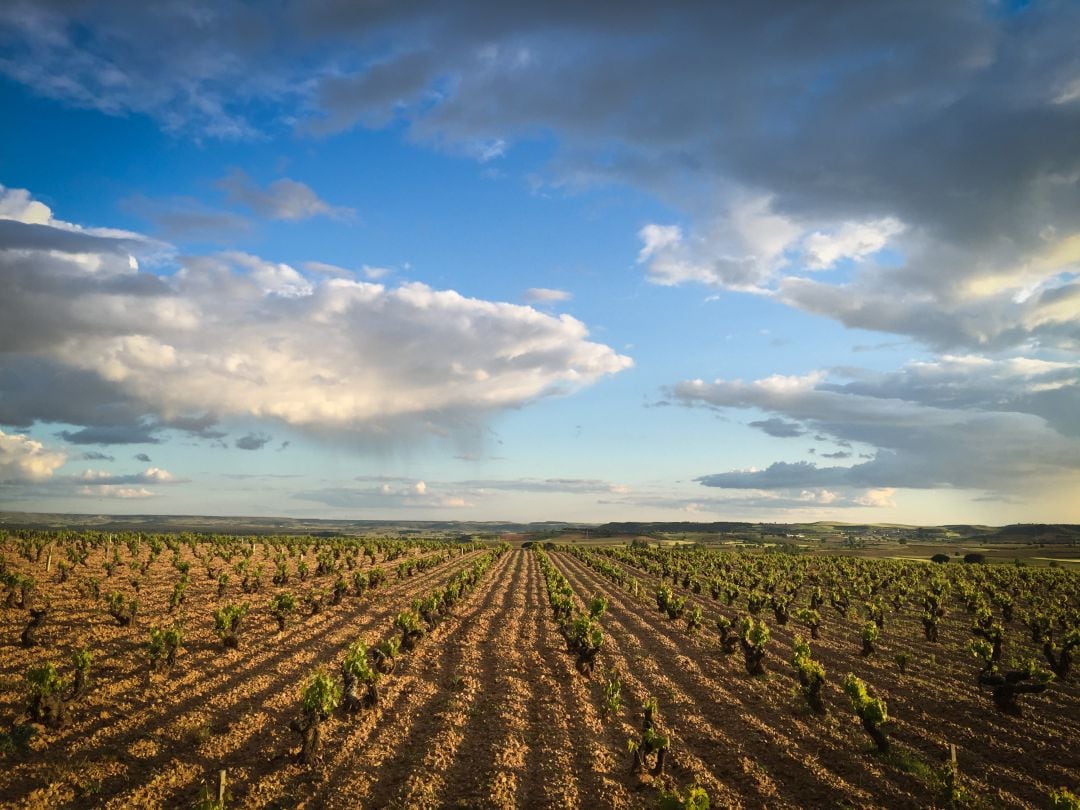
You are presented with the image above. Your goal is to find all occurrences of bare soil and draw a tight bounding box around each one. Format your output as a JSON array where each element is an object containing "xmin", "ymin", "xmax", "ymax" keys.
[{"xmin": 1, "ymin": 542, "xmax": 1077, "ymax": 809}]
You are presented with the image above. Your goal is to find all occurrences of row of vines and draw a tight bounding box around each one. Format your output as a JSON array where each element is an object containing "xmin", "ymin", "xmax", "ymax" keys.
[
  {"xmin": 0, "ymin": 529, "xmax": 504, "ymax": 806},
  {"xmin": 546, "ymin": 541, "xmax": 1077, "ymax": 808}
]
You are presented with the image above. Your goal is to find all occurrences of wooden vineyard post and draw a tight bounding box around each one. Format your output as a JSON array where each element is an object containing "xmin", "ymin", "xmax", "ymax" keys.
[
  {"xmin": 219, "ymin": 769, "xmax": 227, "ymax": 804},
  {"xmin": 943, "ymin": 742, "xmax": 963, "ymax": 804}
]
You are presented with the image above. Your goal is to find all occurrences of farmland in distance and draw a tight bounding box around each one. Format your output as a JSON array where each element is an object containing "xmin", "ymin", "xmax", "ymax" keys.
[{"xmin": 1, "ymin": 528, "xmax": 1078, "ymax": 809}]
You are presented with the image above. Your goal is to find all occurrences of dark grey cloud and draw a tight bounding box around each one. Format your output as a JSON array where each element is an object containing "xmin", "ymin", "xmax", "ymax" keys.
[
  {"xmin": 0, "ymin": 358, "xmax": 224, "ymax": 446},
  {"xmin": 673, "ymin": 365, "xmax": 1080, "ymax": 495},
  {"xmin": 0, "ymin": 0, "xmax": 275, "ymax": 139},
  {"xmin": 5, "ymin": 3, "xmax": 1076, "ymax": 234},
  {"xmin": 4, "ymin": 365, "xmax": 230, "ymax": 457},
  {"xmin": 122, "ymin": 194, "xmax": 252, "ymax": 241},
  {"xmin": 4, "ymin": 3, "xmax": 1079, "ymax": 354},
  {"xmin": 164, "ymin": 414, "xmax": 227, "ymax": 440},
  {"xmin": 134, "ymin": 453, "xmax": 152, "ymax": 462},
  {"xmin": 0, "ymin": 218, "xmax": 148, "ymax": 255},
  {"xmin": 747, "ymin": 417, "xmax": 804, "ymax": 438},
  {"xmin": 79, "ymin": 451, "xmax": 114, "ymax": 461},
  {"xmin": 235, "ymin": 432, "xmax": 272, "ymax": 451},
  {"xmin": 288, "ymin": 4, "xmax": 1078, "ymax": 354},
  {"xmin": 698, "ymin": 462, "xmax": 851, "ymax": 490},
  {"xmin": 822, "ymin": 357, "xmax": 1080, "ymax": 438},
  {"xmin": 295, "ymin": 2, "xmax": 1080, "ymax": 273},
  {"xmin": 59, "ymin": 425, "xmax": 162, "ymax": 446},
  {"xmin": 0, "ymin": 224, "xmax": 175, "ymax": 356},
  {"xmin": 0, "ymin": 359, "xmax": 149, "ymax": 429},
  {"xmin": 306, "ymin": 49, "xmax": 445, "ymax": 134},
  {"xmin": 778, "ymin": 275, "xmax": 1080, "ymax": 353}
]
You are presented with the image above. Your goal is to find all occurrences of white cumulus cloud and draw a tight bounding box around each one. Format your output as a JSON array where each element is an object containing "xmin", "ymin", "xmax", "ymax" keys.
[
  {"xmin": 802, "ymin": 218, "xmax": 906, "ymax": 270},
  {"xmin": 0, "ymin": 185, "xmax": 632, "ymax": 448},
  {"xmin": 0, "ymin": 429, "xmax": 66, "ymax": 483},
  {"xmin": 855, "ymin": 488, "xmax": 897, "ymax": 508}
]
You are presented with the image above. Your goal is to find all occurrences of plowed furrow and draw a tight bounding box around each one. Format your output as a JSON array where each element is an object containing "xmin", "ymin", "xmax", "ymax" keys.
[
  {"xmin": 95, "ymin": 553, "xmax": 485, "ymax": 809},
  {"xmin": 367, "ymin": 550, "xmax": 525, "ymax": 809},
  {"xmin": 566, "ymin": 551, "xmax": 950, "ymax": 807},
  {"xmin": 549, "ymin": 555, "xmax": 751, "ymax": 808},
  {"xmin": 579, "ymin": 553, "xmax": 963, "ymax": 805},
  {"xmin": 429, "ymin": 549, "xmax": 534, "ymax": 808},
  {"xmin": 62, "ymin": 551, "xmax": 474, "ymax": 761},
  {"xmin": 554, "ymin": 551, "xmax": 915, "ymax": 809},
  {"xmin": 589, "ymin": 551, "xmax": 1077, "ymax": 808},
  {"xmin": 247, "ymin": 550, "xmax": 514, "ymax": 809},
  {"xmin": 536, "ymin": 577, "xmax": 642, "ymax": 808},
  {"xmin": 513, "ymin": 550, "xmax": 586, "ymax": 809}
]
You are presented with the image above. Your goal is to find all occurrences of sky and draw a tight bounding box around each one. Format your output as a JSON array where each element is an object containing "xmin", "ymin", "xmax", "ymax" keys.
[{"xmin": 1, "ymin": 0, "xmax": 1078, "ymax": 524}]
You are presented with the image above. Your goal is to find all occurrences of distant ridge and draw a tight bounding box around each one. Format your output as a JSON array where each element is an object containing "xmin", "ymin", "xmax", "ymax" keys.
[
  {"xmin": 0, "ymin": 511, "xmax": 578, "ymax": 536},
  {"xmin": 1, "ymin": 511, "xmax": 1076, "ymax": 543}
]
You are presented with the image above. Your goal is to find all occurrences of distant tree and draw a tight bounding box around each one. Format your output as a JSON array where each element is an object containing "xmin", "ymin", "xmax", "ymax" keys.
[
  {"xmin": 963, "ymin": 552, "xmax": 986, "ymax": 564},
  {"xmin": 931, "ymin": 553, "xmax": 951, "ymax": 564}
]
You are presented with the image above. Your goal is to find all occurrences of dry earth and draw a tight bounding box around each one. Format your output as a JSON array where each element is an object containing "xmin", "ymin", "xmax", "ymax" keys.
[{"xmin": 1, "ymin": 541, "xmax": 1077, "ymax": 809}]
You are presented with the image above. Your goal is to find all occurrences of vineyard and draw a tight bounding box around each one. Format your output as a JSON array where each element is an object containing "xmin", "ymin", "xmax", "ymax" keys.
[{"xmin": 0, "ymin": 532, "xmax": 1077, "ymax": 809}]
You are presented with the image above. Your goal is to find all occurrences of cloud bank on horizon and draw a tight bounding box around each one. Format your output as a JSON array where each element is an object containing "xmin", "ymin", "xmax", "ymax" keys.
[{"xmin": 1, "ymin": 1, "xmax": 1078, "ymax": 520}]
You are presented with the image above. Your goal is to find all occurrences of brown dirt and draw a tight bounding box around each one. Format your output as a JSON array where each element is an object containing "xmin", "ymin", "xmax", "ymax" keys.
[
  {"xmin": 559, "ymin": 548, "xmax": 1080, "ymax": 809},
  {"xmin": 2, "ymin": 540, "xmax": 1076, "ymax": 809},
  {"xmin": 0, "ymin": 543, "xmax": 480, "ymax": 808}
]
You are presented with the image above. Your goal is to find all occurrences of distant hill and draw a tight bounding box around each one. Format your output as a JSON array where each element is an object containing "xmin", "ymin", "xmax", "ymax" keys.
[
  {"xmin": 1, "ymin": 511, "xmax": 1076, "ymax": 544},
  {"xmin": 582, "ymin": 520, "xmax": 1080, "ymax": 545},
  {"xmin": 980, "ymin": 524, "xmax": 1080, "ymax": 544},
  {"xmin": 0, "ymin": 511, "xmax": 578, "ymax": 537},
  {"xmin": 585, "ymin": 521, "xmax": 755, "ymax": 537}
]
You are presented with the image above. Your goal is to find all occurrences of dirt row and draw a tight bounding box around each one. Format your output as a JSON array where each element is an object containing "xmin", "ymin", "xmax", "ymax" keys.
[
  {"xmin": 4, "ymin": 543, "xmax": 1075, "ymax": 808},
  {"xmin": 558, "ymin": 549, "xmax": 1080, "ymax": 809},
  {"xmin": 1, "ymin": 548, "xmax": 486, "ymax": 808},
  {"xmin": 598, "ymin": 548, "xmax": 1080, "ymax": 802},
  {"xmin": 553, "ymin": 551, "xmax": 900, "ymax": 808},
  {"xmin": 287, "ymin": 548, "xmax": 638, "ymax": 810}
]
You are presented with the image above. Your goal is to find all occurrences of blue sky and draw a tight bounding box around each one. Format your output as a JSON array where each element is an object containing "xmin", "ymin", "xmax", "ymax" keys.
[{"xmin": 1, "ymin": 1, "xmax": 1078, "ymax": 523}]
